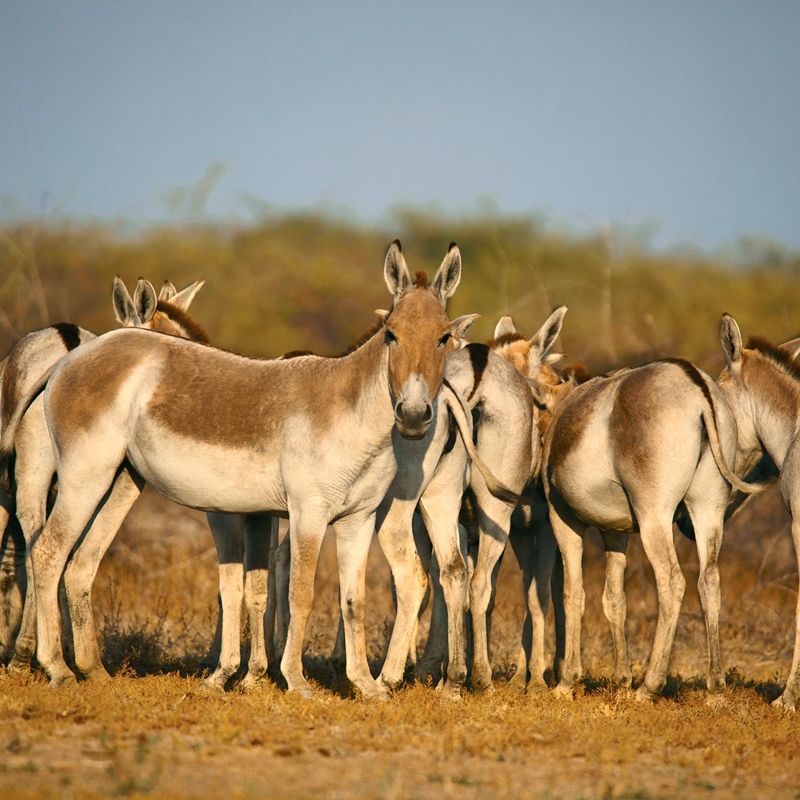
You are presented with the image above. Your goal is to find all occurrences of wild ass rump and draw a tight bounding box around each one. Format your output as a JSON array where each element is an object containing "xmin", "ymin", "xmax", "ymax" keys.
[
  {"xmin": 533, "ymin": 356, "xmax": 766, "ymax": 701},
  {"xmin": 717, "ymin": 315, "xmax": 800, "ymax": 709},
  {"xmin": 0, "ymin": 277, "xmax": 206, "ymax": 672},
  {"xmin": 6, "ymin": 241, "xmax": 475, "ymax": 698}
]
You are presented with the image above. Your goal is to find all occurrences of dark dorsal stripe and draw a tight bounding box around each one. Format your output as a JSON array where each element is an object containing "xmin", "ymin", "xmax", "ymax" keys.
[
  {"xmin": 465, "ymin": 343, "xmax": 490, "ymax": 401},
  {"xmin": 659, "ymin": 357, "xmax": 717, "ymax": 427},
  {"xmin": 156, "ymin": 301, "xmax": 211, "ymax": 344},
  {"xmin": 51, "ymin": 322, "xmax": 82, "ymax": 351},
  {"xmin": 746, "ymin": 335, "xmax": 800, "ymax": 384},
  {"xmin": 280, "ymin": 319, "xmax": 387, "ymax": 361}
]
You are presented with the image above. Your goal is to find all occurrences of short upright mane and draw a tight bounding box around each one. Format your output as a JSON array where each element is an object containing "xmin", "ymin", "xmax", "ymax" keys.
[
  {"xmin": 486, "ymin": 332, "xmax": 526, "ymax": 349},
  {"xmin": 157, "ymin": 301, "xmax": 211, "ymax": 344},
  {"xmin": 747, "ymin": 335, "xmax": 800, "ymax": 384},
  {"xmin": 281, "ymin": 318, "xmax": 387, "ymax": 360}
]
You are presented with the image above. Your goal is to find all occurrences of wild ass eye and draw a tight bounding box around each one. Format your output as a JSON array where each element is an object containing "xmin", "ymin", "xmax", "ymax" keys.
[
  {"xmin": 438, "ymin": 333, "xmax": 452, "ymax": 347},
  {"xmin": 385, "ymin": 330, "xmax": 398, "ymax": 347}
]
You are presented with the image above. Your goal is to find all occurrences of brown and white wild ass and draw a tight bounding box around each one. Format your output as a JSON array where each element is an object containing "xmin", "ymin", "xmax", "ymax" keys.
[
  {"xmin": 0, "ymin": 277, "xmax": 206, "ymax": 672},
  {"xmin": 531, "ymin": 353, "xmax": 767, "ymax": 700},
  {"xmin": 717, "ymin": 314, "xmax": 800, "ymax": 709},
  {"xmin": 1, "ymin": 241, "xmax": 485, "ymax": 698}
]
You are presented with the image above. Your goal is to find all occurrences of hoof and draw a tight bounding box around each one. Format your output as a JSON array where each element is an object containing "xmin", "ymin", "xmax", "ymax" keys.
[
  {"xmin": 439, "ymin": 682, "xmax": 463, "ymax": 703},
  {"xmin": 379, "ymin": 672, "xmax": 403, "ymax": 693},
  {"xmin": 49, "ymin": 672, "xmax": 77, "ymax": 689},
  {"xmin": 525, "ymin": 678, "xmax": 549, "ymax": 696},
  {"xmin": 240, "ymin": 673, "xmax": 265, "ymax": 693},
  {"xmin": 83, "ymin": 666, "xmax": 112, "ymax": 683},
  {"xmin": 286, "ymin": 682, "xmax": 314, "ymax": 700},
  {"xmin": 552, "ymin": 681, "xmax": 574, "ymax": 699},
  {"xmin": 634, "ymin": 684, "xmax": 657, "ymax": 703},
  {"xmin": 771, "ymin": 694, "xmax": 796, "ymax": 712},
  {"xmin": 200, "ymin": 675, "xmax": 228, "ymax": 693},
  {"xmin": 7, "ymin": 657, "xmax": 32, "ymax": 676}
]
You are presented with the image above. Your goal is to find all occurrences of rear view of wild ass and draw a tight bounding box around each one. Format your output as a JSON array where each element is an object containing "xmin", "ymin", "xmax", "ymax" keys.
[
  {"xmin": 0, "ymin": 277, "xmax": 206, "ymax": 671},
  {"xmin": 533, "ymin": 355, "xmax": 766, "ymax": 700},
  {"xmin": 717, "ymin": 314, "xmax": 800, "ymax": 709},
  {"xmin": 4, "ymin": 241, "xmax": 473, "ymax": 698}
]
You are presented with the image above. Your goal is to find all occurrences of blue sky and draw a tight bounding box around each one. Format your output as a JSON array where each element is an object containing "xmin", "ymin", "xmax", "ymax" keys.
[{"xmin": 1, "ymin": 1, "xmax": 799, "ymax": 250}]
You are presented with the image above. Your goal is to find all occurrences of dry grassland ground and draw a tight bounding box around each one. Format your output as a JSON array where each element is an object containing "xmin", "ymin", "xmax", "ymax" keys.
[{"xmin": 2, "ymin": 486, "xmax": 800, "ymax": 799}]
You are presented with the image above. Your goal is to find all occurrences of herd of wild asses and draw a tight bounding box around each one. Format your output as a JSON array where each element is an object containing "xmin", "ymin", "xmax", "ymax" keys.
[{"xmin": 1, "ymin": 240, "xmax": 800, "ymax": 709}]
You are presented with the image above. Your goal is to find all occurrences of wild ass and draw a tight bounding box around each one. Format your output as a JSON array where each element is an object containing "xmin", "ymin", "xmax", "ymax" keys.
[
  {"xmin": 716, "ymin": 315, "xmax": 800, "ymax": 709},
  {"xmin": 0, "ymin": 277, "xmax": 206, "ymax": 672},
  {"xmin": 1, "ymin": 242, "xmax": 496, "ymax": 697},
  {"xmin": 532, "ymin": 354, "xmax": 767, "ymax": 700}
]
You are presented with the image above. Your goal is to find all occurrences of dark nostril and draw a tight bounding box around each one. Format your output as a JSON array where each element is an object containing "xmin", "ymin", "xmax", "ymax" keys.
[{"xmin": 422, "ymin": 404, "xmax": 433, "ymax": 424}]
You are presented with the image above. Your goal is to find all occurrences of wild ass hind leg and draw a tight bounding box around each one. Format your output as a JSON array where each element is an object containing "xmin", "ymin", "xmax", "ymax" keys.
[
  {"xmin": 264, "ymin": 516, "xmax": 279, "ymax": 670},
  {"xmin": 377, "ymin": 502, "xmax": 428, "ymax": 690},
  {"xmin": 241, "ymin": 513, "xmax": 272, "ymax": 690},
  {"xmin": 64, "ymin": 465, "xmax": 145, "ymax": 682},
  {"xmin": 773, "ymin": 515, "xmax": 800, "ymax": 710},
  {"xmin": 634, "ymin": 514, "xmax": 686, "ymax": 702},
  {"xmin": 334, "ymin": 511, "xmax": 387, "ymax": 700},
  {"xmin": 205, "ymin": 514, "xmax": 244, "ymax": 691},
  {"xmin": 508, "ymin": 525, "xmax": 534, "ymax": 690},
  {"xmin": 33, "ymin": 465, "xmax": 121, "ymax": 687},
  {"xmin": 548, "ymin": 495, "xmax": 587, "ymax": 697},
  {"xmin": 280, "ymin": 511, "xmax": 327, "ymax": 699},
  {"xmin": 600, "ymin": 529, "xmax": 632, "ymax": 690}
]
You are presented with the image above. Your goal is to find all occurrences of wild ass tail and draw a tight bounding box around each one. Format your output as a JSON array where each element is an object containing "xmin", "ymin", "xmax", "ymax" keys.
[
  {"xmin": 696, "ymin": 382, "xmax": 771, "ymax": 497},
  {"xmin": 441, "ymin": 378, "xmax": 520, "ymax": 505},
  {"xmin": 0, "ymin": 363, "xmax": 58, "ymax": 495}
]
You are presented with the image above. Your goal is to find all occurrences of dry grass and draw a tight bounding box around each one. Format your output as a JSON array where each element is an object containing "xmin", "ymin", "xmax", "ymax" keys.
[{"xmin": 1, "ymin": 486, "xmax": 800, "ymax": 798}]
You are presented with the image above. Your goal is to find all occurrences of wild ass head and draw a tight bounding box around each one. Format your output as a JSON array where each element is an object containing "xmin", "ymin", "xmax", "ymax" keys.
[
  {"xmin": 718, "ymin": 313, "xmax": 800, "ymax": 474},
  {"xmin": 113, "ymin": 277, "xmax": 209, "ymax": 342},
  {"xmin": 382, "ymin": 240, "xmax": 463, "ymax": 439}
]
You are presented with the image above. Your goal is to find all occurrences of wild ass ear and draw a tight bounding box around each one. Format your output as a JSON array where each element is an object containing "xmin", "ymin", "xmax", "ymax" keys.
[
  {"xmin": 384, "ymin": 240, "xmax": 412, "ymax": 300},
  {"xmin": 133, "ymin": 278, "xmax": 158, "ymax": 324},
  {"xmin": 780, "ymin": 335, "xmax": 800, "ymax": 361},
  {"xmin": 112, "ymin": 277, "xmax": 137, "ymax": 326},
  {"xmin": 374, "ymin": 309, "xmax": 391, "ymax": 324},
  {"xmin": 430, "ymin": 242, "xmax": 462, "ymax": 303},
  {"xmin": 528, "ymin": 306, "xmax": 568, "ymax": 370},
  {"xmin": 169, "ymin": 279, "xmax": 205, "ymax": 311},
  {"xmin": 720, "ymin": 313, "xmax": 743, "ymax": 369},
  {"xmin": 452, "ymin": 313, "xmax": 480, "ymax": 344},
  {"xmin": 158, "ymin": 280, "xmax": 177, "ymax": 303},
  {"xmin": 494, "ymin": 315, "xmax": 516, "ymax": 339},
  {"xmin": 545, "ymin": 352, "xmax": 565, "ymax": 365}
]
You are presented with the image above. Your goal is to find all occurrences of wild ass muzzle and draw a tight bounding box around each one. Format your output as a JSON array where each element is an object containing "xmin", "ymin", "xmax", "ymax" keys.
[
  {"xmin": 1, "ymin": 241, "xmax": 490, "ymax": 698},
  {"xmin": 532, "ymin": 353, "xmax": 768, "ymax": 701},
  {"xmin": 717, "ymin": 314, "xmax": 800, "ymax": 709},
  {"xmin": 0, "ymin": 277, "xmax": 206, "ymax": 674}
]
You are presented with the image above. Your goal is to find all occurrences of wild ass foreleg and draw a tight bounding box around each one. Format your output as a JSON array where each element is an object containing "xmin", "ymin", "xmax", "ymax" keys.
[
  {"xmin": 548, "ymin": 495, "xmax": 587, "ymax": 697},
  {"xmin": 241, "ymin": 513, "xmax": 272, "ymax": 690},
  {"xmin": 600, "ymin": 530, "xmax": 632, "ymax": 689},
  {"xmin": 635, "ymin": 515, "xmax": 686, "ymax": 702},
  {"xmin": 468, "ymin": 499, "xmax": 514, "ymax": 693},
  {"xmin": 280, "ymin": 511, "xmax": 327, "ymax": 699},
  {"xmin": 206, "ymin": 514, "xmax": 244, "ymax": 691},
  {"xmin": 274, "ymin": 530, "xmax": 290, "ymax": 666},
  {"xmin": 64, "ymin": 466, "xmax": 145, "ymax": 681},
  {"xmin": 508, "ymin": 525, "xmax": 534, "ymax": 690},
  {"xmin": 377, "ymin": 501, "xmax": 429, "ymax": 690},
  {"xmin": 0, "ymin": 511, "xmax": 25, "ymax": 664},
  {"xmin": 685, "ymin": 506, "xmax": 725, "ymax": 693},
  {"xmin": 264, "ymin": 516, "xmax": 279, "ymax": 669},
  {"xmin": 334, "ymin": 512, "xmax": 387, "ymax": 699},
  {"xmin": 8, "ymin": 402, "xmax": 55, "ymax": 673}
]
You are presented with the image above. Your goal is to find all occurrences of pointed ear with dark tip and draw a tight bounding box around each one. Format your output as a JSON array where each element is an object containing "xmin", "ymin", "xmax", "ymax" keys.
[
  {"xmin": 133, "ymin": 278, "xmax": 158, "ymax": 324},
  {"xmin": 384, "ymin": 240, "xmax": 412, "ymax": 300},
  {"xmin": 720, "ymin": 313, "xmax": 743, "ymax": 369},
  {"xmin": 493, "ymin": 315, "xmax": 516, "ymax": 339},
  {"xmin": 158, "ymin": 280, "xmax": 177, "ymax": 303},
  {"xmin": 430, "ymin": 242, "xmax": 462, "ymax": 303},
  {"xmin": 112, "ymin": 276, "xmax": 137, "ymax": 325},
  {"xmin": 452, "ymin": 313, "xmax": 480, "ymax": 343},
  {"xmin": 170, "ymin": 279, "xmax": 205, "ymax": 311},
  {"xmin": 529, "ymin": 306, "xmax": 568, "ymax": 362}
]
